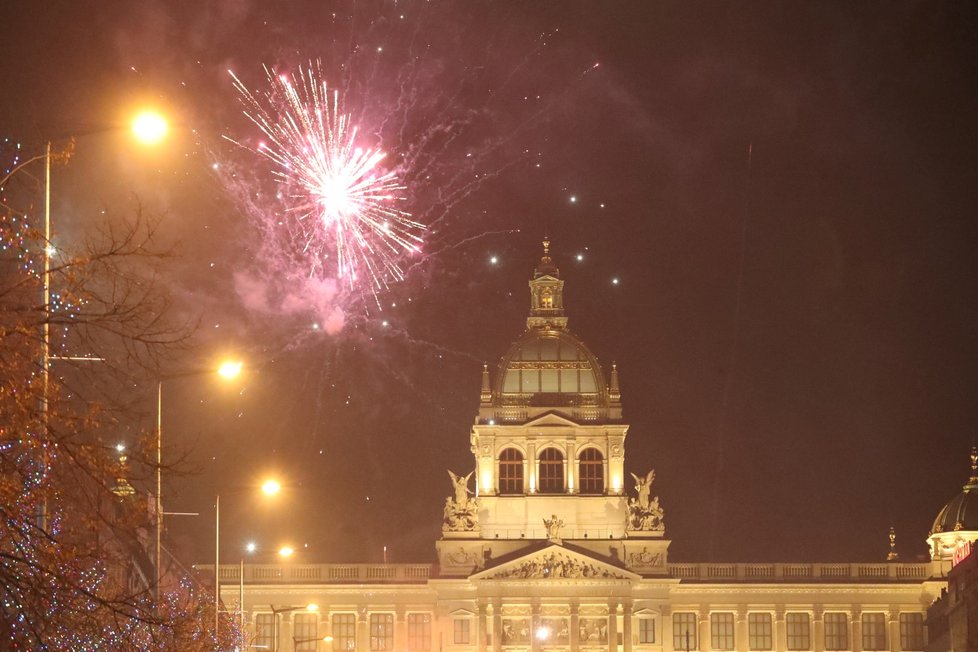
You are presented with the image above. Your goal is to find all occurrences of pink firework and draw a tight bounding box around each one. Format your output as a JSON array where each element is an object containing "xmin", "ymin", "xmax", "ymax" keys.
[{"xmin": 229, "ymin": 63, "xmax": 424, "ymax": 297}]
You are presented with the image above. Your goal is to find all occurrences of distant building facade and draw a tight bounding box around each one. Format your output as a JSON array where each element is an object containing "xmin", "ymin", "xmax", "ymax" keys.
[{"xmin": 220, "ymin": 242, "xmax": 974, "ymax": 652}]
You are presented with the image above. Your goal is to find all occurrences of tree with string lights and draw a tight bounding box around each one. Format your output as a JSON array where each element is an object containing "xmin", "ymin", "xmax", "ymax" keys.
[{"xmin": 0, "ymin": 140, "xmax": 237, "ymax": 649}]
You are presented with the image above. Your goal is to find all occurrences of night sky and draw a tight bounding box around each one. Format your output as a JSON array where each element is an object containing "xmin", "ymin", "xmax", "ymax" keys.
[{"xmin": 2, "ymin": 1, "xmax": 977, "ymax": 566}]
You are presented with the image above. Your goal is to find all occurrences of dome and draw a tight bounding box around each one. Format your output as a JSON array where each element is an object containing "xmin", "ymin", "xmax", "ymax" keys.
[
  {"xmin": 931, "ymin": 485, "xmax": 978, "ymax": 534},
  {"xmin": 494, "ymin": 329, "xmax": 607, "ymax": 406}
]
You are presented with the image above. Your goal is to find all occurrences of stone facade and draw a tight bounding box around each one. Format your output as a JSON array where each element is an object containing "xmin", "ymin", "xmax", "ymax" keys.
[{"xmin": 217, "ymin": 242, "xmax": 962, "ymax": 652}]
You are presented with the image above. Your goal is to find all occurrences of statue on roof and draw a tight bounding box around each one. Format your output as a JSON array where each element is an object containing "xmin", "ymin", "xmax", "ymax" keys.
[
  {"xmin": 443, "ymin": 470, "xmax": 479, "ymax": 533},
  {"xmin": 627, "ymin": 470, "xmax": 665, "ymax": 532}
]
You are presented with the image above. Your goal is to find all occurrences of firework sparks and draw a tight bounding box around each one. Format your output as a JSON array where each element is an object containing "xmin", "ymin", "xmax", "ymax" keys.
[{"xmin": 228, "ymin": 63, "xmax": 424, "ymax": 300}]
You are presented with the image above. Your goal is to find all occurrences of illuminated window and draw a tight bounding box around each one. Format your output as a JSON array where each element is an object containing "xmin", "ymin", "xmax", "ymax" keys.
[
  {"xmin": 899, "ymin": 613, "xmax": 924, "ymax": 651},
  {"xmin": 578, "ymin": 448, "xmax": 604, "ymax": 494},
  {"xmin": 333, "ymin": 613, "xmax": 357, "ymax": 651},
  {"xmin": 672, "ymin": 613, "xmax": 696, "ymax": 650},
  {"xmin": 541, "ymin": 289, "xmax": 553, "ymax": 309},
  {"xmin": 711, "ymin": 613, "xmax": 735, "ymax": 650},
  {"xmin": 638, "ymin": 618, "xmax": 655, "ymax": 644},
  {"xmin": 861, "ymin": 613, "xmax": 885, "ymax": 650},
  {"xmin": 255, "ymin": 613, "xmax": 276, "ymax": 652},
  {"xmin": 498, "ymin": 448, "xmax": 524, "ymax": 494},
  {"xmin": 370, "ymin": 614, "xmax": 394, "ymax": 651},
  {"xmin": 538, "ymin": 447, "xmax": 564, "ymax": 493},
  {"xmin": 785, "ymin": 613, "xmax": 810, "ymax": 650},
  {"xmin": 453, "ymin": 619, "xmax": 471, "ymax": 645},
  {"xmin": 824, "ymin": 613, "xmax": 848, "ymax": 651},
  {"xmin": 408, "ymin": 613, "xmax": 431, "ymax": 651},
  {"xmin": 748, "ymin": 613, "xmax": 772, "ymax": 650},
  {"xmin": 294, "ymin": 613, "xmax": 318, "ymax": 651}
]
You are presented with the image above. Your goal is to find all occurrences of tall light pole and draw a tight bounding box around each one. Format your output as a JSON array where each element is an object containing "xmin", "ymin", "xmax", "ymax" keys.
[
  {"xmin": 215, "ymin": 477, "xmax": 281, "ymax": 646},
  {"xmin": 154, "ymin": 357, "xmax": 243, "ymax": 603}
]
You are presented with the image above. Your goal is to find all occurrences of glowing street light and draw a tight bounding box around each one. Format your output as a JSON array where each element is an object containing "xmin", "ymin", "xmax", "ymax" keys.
[
  {"xmin": 131, "ymin": 110, "xmax": 169, "ymax": 145},
  {"xmin": 217, "ymin": 359, "xmax": 243, "ymax": 380},
  {"xmin": 278, "ymin": 545, "xmax": 295, "ymax": 559},
  {"xmin": 261, "ymin": 479, "xmax": 282, "ymax": 497}
]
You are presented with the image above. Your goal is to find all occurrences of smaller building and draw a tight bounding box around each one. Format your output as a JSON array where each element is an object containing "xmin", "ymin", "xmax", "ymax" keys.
[{"xmin": 926, "ymin": 541, "xmax": 978, "ymax": 652}]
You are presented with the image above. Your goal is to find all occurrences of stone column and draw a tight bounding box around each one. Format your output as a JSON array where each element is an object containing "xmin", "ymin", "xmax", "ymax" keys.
[
  {"xmin": 622, "ymin": 602, "xmax": 633, "ymax": 652},
  {"xmin": 357, "ymin": 610, "xmax": 368, "ymax": 652},
  {"xmin": 566, "ymin": 441, "xmax": 576, "ymax": 494},
  {"xmin": 774, "ymin": 608, "xmax": 786, "ymax": 652},
  {"xmin": 851, "ymin": 608, "xmax": 862, "ymax": 652},
  {"xmin": 887, "ymin": 610, "xmax": 901, "ymax": 652},
  {"xmin": 698, "ymin": 609, "xmax": 709, "ymax": 652},
  {"xmin": 735, "ymin": 609, "xmax": 748, "ymax": 652},
  {"xmin": 661, "ymin": 605, "xmax": 672, "ymax": 651},
  {"xmin": 528, "ymin": 443, "xmax": 537, "ymax": 495},
  {"xmin": 395, "ymin": 609, "xmax": 407, "ymax": 652},
  {"xmin": 492, "ymin": 600, "xmax": 502, "ymax": 652},
  {"xmin": 478, "ymin": 602, "xmax": 489, "ymax": 652},
  {"xmin": 607, "ymin": 602, "xmax": 618, "ymax": 652},
  {"xmin": 531, "ymin": 603, "xmax": 542, "ymax": 652},
  {"xmin": 570, "ymin": 602, "xmax": 580, "ymax": 652},
  {"xmin": 812, "ymin": 607, "xmax": 824, "ymax": 652}
]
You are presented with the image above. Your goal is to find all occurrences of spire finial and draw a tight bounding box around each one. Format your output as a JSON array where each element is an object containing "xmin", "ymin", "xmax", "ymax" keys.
[
  {"xmin": 480, "ymin": 362, "xmax": 492, "ymax": 404},
  {"xmin": 886, "ymin": 526, "xmax": 898, "ymax": 561},
  {"xmin": 542, "ymin": 237, "xmax": 550, "ymax": 256}
]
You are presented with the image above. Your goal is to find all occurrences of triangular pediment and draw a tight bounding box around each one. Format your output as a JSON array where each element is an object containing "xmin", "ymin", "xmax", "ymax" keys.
[
  {"xmin": 523, "ymin": 411, "xmax": 581, "ymax": 428},
  {"xmin": 470, "ymin": 544, "xmax": 639, "ymax": 581}
]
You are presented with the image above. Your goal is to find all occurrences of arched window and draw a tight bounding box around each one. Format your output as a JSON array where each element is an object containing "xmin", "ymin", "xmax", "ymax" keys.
[
  {"xmin": 541, "ymin": 289, "xmax": 554, "ymax": 309},
  {"xmin": 578, "ymin": 448, "xmax": 604, "ymax": 494},
  {"xmin": 498, "ymin": 448, "xmax": 524, "ymax": 494},
  {"xmin": 538, "ymin": 448, "xmax": 565, "ymax": 493}
]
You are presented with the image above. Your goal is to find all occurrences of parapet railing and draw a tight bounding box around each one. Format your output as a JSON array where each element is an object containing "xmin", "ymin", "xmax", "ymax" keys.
[
  {"xmin": 665, "ymin": 562, "xmax": 936, "ymax": 582},
  {"xmin": 203, "ymin": 563, "xmax": 433, "ymax": 585}
]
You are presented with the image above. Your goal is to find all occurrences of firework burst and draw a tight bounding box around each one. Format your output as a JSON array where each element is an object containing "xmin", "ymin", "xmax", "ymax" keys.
[{"xmin": 228, "ymin": 63, "xmax": 424, "ymax": 301}]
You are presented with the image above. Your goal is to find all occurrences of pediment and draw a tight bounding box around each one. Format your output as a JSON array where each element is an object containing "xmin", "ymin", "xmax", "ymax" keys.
[
  {"xmin": 523, "ymin": 411, "xmax": 581, "ymax": 428},
  {"xmin": 449, "ymin": 608, "xmax": 476, "ymax": 617},
  {"xmin": 471, "ymin": 544, "xmax": 639, "ymax": 581}
]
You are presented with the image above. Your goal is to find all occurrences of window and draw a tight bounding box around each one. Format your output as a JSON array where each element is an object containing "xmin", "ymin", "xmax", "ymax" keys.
[
  {"xmin": 453, "ymin": 619, "xmax": 471, "ymax": 645},
  {"xmin": 294, "ymin": 613, "xmax": 318, "ymax": 651},
  {"xmin": 861, "ymin": 613, "xmax": 886, "ymax": 650},
  {"xmin": 824, "ymin": 613, "xmax": 848, "ymax": 651},
  {"xmin": 255, "ymin": 613, "xmax": 276, "ymax": 652},
  {"xmin": 638, "ymin": 618, "xmax": 655, "ymax": 644},
  {"xmin": 900, "ymin": 613, "xmax": 925, "ymax": 651},
  {"xmin": 711, "ymin": 613, "xmax": 735, "ymax": 650},
  {"xmin": 408, "ymin": 614, "xmax": 431, "ymax": 651},
  {"xmin": 748, "ymin": 613, "xmax": 772, "ymax": 650},
  {"xmin": 538, "ymin": 447, "xmax": 565, "ymax": 493},
  {"xmin": 672, "ymin": 613, "xmax": 697, "ymax": 650},
  {"xmin": 785, "ymin": 613, "xmax": 810, "ymax": 651},
  {"xmin": 498, "ymin": 448, "xmax": 524, "ymax": 494},
  {"xmin": 370, "ymin": 614, "xmax": 394, "ymax": 651},
  {"xmin": 541, "ymin": 289, "xmax": 553, "ymax": 309},
  {"xmin": 333, "ymin": 613, "xmax": 357, "ymax": 651},
  {"xmin": 578, "ymin": 448, "xmax": 604, "ymax": 494}
]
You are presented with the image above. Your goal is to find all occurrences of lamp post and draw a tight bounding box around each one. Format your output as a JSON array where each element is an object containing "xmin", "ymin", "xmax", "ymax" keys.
[
  {"xmin": 154, "ymin": 358, "xmax": 243, "ymax": 604},
  {"xmin": 215, "ymin": 478, "xmax": 281, "ymax": 646}
]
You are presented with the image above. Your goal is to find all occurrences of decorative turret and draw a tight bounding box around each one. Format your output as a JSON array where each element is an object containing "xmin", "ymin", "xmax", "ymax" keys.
[
  {"xmin": 527, "ymin": 238, "xmax": 567, "ymax": 330},
  {"xmin": 480, "ymin": 363, "xmax": 492, "ymax": 404},
  {"xmin": 608, "ymin": 362, "xmax": 621, "ymax": 404}
]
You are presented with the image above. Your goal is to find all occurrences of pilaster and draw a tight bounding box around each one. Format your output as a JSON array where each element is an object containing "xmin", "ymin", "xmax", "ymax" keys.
[
  {"xmin": 478, "ymin": 601, "xmax": 489, "ymax": 652},
  {"xmin": 851, "ymin": 607, "xmax": 862, "ymax": 652},
  {"xmin": 570, "ymin": 602, "xmax": 580, "ymax": 652},
  {"xmin": 774, "ymin": 608, "xmax": 786, "ymax": 652},
  {"xmin": 622, "ymin": 602, "xmax": 633, "ymax": 652},
  {"xmin": 736, "ymin": 608, "xmax": 748, "ymax": 652},
  {"xmin": 357, "ymin": 609, "xmax": 368, "ymax": 652},
  {"xmin": 812, "ymin": 606, "xmax": 824, "ymax": 652},
  {"xmin": 395, "ymin": 608, "xmax": 407, "ymax": 652},
  {"xmin": 607, "ymin": 602, "xmax": 619, "ymax": 652}
]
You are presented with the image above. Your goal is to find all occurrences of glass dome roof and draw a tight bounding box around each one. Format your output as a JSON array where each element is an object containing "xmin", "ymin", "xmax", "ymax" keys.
[{"xmin": 495, "ymin": 329, "xmax": 606, "ymax": 405}]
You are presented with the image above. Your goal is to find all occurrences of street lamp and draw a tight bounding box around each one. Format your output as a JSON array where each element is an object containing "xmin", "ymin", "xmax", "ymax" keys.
[
  {"xmin": 131, "ymin": 110, "xmax": 169, "ymax": 145},
  {"xmin": 154, "ymin": 357, "xmax": 243, "ymax": 603},
  {"xmin": 294, "ymin": 634, "xmax": 333, "ymax": 651},
  {"xmin": 215, "ymin": 476, "xmax": 280, "ymax": 645}
]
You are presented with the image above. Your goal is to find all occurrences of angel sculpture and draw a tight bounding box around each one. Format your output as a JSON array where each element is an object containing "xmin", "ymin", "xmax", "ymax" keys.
[
  {"xmin": 448, "ymin": 470, "xmax": 474, "ymax": 511},
  {"xmin": 630, "ymin": 470, "xmax": 655, "ymax": 511}
]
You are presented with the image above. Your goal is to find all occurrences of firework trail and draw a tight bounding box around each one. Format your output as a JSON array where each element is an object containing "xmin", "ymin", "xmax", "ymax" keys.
[{"xmin": 227, "ymin": 62, "xmax": 425, "ymax": 306}]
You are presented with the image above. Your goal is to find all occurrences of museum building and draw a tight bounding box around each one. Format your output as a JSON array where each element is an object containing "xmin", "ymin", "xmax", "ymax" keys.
[{"xmin": 221, "ymin": 241, "xmax": 978, "ymax": 652}]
